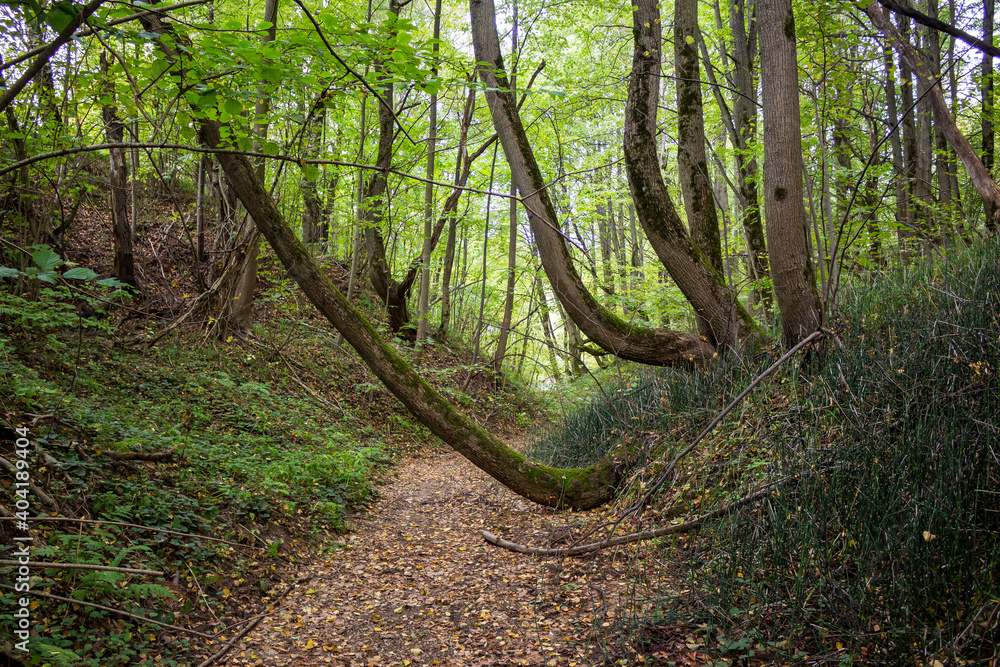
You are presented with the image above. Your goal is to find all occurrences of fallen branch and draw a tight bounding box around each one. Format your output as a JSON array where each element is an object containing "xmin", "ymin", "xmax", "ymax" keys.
[
  {"xmin": 0, "ymin": 456, "xmax": 59, "ymax": 510},
  {"xmin": 0, "ymin": 560, "xmax": 163, "ymax": 576},
  {"xmin": 624, "ymin": 330, "xmax": 825, "ymax": 517},
  {"xmin": 195, "ymin": 576, "xmax": 313, "ymax": 667},
  {"xmin": 100, "ymin": 448, "xmax": 175, "ymax": 462},
  {"xmin": 483, "ymin": 483, "xmax": 779, "ymax": 557},
  {"xmin": 0, "ymin": 516, "xmax": 259, "ymax": 549},
  {"xmin": 0, "ymin": 583, "xmax": 213, "ymax": 638}
]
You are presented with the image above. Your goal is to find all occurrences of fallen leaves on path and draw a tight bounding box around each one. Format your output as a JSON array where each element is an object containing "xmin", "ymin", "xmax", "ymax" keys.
[{"xmin": 220, "ymin": 446, "xmax": 676, "ymax": 666}]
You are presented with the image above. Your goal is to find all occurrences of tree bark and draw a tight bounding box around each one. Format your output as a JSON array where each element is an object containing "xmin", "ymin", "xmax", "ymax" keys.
[
  {"xmin": 471, "ymin": 0, "xmax": 720, "ymax": 365},
  {"xmin": 623, "ymin": 0, "xmax": 757, "ymax": 351},
  {"xmin": 100, "ymin": 52, "xmax": 138, "ymax": 290},
  {"xmin": 866, "ymin": 2, "xmax": 1000, "ymax": 230},
  {"xmin": 759, "ymin": 0, "xmax": 822, "ymax": 347}
]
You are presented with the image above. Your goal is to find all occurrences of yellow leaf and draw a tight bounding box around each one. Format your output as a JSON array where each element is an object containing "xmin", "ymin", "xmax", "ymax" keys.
[
  {"xmin": 305, "ymin": 639, "xmax": 315, "ymax": 649},
  {"xmin": 923, "ymin": 531, "xmax": 936, "ymax": 542}
]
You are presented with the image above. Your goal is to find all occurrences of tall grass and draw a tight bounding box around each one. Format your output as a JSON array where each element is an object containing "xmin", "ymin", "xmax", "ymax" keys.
[{"xmin": 538, "ymin": 242, "xmax": 1000, "ymax": 664}]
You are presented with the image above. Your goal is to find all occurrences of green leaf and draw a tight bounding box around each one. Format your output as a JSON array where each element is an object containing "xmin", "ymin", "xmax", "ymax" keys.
[
  {"xmin": 35, "ymin": 271, "xmax": 58, "ymax": 284},
  {"xmin": 96, "ymin": 277, "xmax": 124, "ymax": 288},
  {"xmin": 261, "ymin": 66, "xmax": 283, "ymax": 83},
  {"xmin": 224, "ymin": 99, "xmax": 243, "ymax": 116},
  {"xmin": 0, "ymin": 266, "xmax": 22, "ymax": 279},
  {"xmin": 31, "ymin": 246, "xmax": 62, "ymax": 272},
  {"xmin": 44, "ymin": 0, "xmax": 76, "ymax": 32},
  {"xmin": 63, "ymin": 267, "xmax": 98, "ymax": 280}
]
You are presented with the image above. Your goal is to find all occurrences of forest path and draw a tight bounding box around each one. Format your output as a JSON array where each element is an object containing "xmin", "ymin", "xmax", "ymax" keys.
[{"xmin": 225, "ymin": 445, "xmax": 670, "ymax": 666}]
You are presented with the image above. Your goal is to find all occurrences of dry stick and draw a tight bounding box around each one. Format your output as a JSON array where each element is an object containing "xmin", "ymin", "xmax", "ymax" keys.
[
  {"xmin": 483, "ymin": 483, "xmax": 779, "ymax": 557},
  {"xmin": 101, "ymin": 448, "xmax": 175, "ymax": 461},
  {"xmin": 0, "ymin": 517, "xmax": 259, "ymax": 549},
  {"xmin": 624, "ymin": 329, "xmax": 826, "ymax": 518},
  {"xmin": 0, "ymin": 456, "xmax": 59, "ymax": 510},
  {"xmin": 194, "ymin": 576, "xmax": 313, "ymax": 667},
  {"xmin": 0, "ymin": 583, "xmax": 213, "ymax": 638},
  {"xmin": 499, "ymin": 330, "xmax": 827, "ymax": 554},
  {"xmin": 0, "ymin": 560, "xmax": 163, "ymax": 576},
  {"xmin": 249, "ymin": 338, "xmax": 343, "ymax": 414}
]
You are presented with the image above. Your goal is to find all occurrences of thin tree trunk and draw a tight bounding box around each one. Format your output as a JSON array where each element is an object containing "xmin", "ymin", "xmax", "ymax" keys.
[
  {"xmin": 759, "ymin": 0, "xmax": 822, "ymax": 346},
  {"xmin": 230, "ymin": 0, "xmax": 279, "ymax": 332},
  {"xmin": 985, "ymin": 0, "xmax": 997, "ymax": 232},
  {"xmin": 867, "ymin": 3, "xmax": 1000, "ymax": 229},
  {"xmin": 440, "ymin": 87, "xmax": 476, "ymax": 335},
  {"xmin": 100, "ymin": 51, "xmax": 138, "ymax": 290},
  {"xmin": 416, "ymin": 0, "xmax": 443, "ymax": 351},
  {"xmin": 882, "ymin": 19, "xmax": 908, "ymax": 254}
]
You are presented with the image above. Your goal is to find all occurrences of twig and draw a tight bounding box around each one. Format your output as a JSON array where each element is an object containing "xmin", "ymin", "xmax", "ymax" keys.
[
  {"xmin": 195, "ymin": 576, "xmax": 313, "ymax": 667},
  {"xmin": 483, "ymin": 483, "xmax": 779, "ymax": 557},
  {"xmin": 100, "ymin": 448, "xmax": 175, "ymax": 462},
  {"xmin": 624, "ymin": 330, "xmax": 825, "ymax": 517},
  {"xmin": 0, "ymin": 517, "xmax": 260, "ymax": 549},
  {"xmin": 0, "ymin": 456, "xmax": 59, "ymax": 510},
  {"xmin": 0, "ymin": 560, "xmax": 163, "ymax": 576},
  {"xmin": 0, "ymin": 583, "xmax": 213, "ymax": 638}
]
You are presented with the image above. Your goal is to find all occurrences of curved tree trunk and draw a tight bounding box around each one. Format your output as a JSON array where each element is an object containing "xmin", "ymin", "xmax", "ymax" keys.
[
  {"xmin": 674, "ymin": 0, "xmax": 723, "ymax": 340},
  {"xmin": 136, "ymin": 8, "xmax": 618, "ymax": 510},
  {"xmin": 623, "ymin": 0, "xmax": 757, "ymax": 351},
  {"xmin": 865, "ymin": 3, "xmax": 1000, "ymax": 232},
  {"xmin": 205, "ymin": 128, "xmax": 618, "ymax": 508},
  {"xmin": 469, "ymin": 0, "xmax": 716, "ymax": 366}
]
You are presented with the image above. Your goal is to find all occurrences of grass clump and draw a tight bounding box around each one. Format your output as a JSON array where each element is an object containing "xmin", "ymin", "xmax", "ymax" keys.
[{"xmin": 605, "ymin": 242, "xmax": 999, "ymax": 665}]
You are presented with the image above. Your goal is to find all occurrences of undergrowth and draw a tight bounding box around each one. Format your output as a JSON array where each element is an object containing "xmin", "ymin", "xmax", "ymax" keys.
[
  {"xmin": 0, "ymin": 248, "xmax": 530, "ymax": 665},
  {"xmin": 532, "ymin": 242, "xmax": 999, "ymax": 665}
]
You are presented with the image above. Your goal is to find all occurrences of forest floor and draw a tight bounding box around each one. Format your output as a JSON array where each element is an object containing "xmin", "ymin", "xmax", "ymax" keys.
[{"xmin": 221, "ymin": 446, "xmax": 692, "ymax": 667}]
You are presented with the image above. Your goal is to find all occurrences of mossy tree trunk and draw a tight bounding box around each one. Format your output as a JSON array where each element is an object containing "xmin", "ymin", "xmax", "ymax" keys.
[
  {"xmin": 470, "ymin": 0, "xmax": 717, "ymax": 366},
  {"xmin": 624, "ymin": 0, "xmax": 757, "ymax": 351},
  {"xmin": 138, "ymin": 9, "xmax": 616, "ymax": 510}
]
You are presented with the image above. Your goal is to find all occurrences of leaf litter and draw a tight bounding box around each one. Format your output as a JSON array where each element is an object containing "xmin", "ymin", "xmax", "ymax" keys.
[{"xmin": 221, "ymin": 445, "xmax": 679, "ymax": 666}]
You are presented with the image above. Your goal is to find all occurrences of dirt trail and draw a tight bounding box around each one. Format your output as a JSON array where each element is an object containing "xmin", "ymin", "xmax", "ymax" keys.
[{"xmin": 223, "ymin": 446, "xmax": 660, "ymax": 666}]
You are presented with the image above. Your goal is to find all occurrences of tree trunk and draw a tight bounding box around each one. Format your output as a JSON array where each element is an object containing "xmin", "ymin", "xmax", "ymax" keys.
[
  {"xmin": 729, "ymin": 0, "xmax": 770, "ymax": 312},
  {"xmin": 882, "ymin": 20, "xmax": 908, "ymax": 255},
  {"xmin": 759, "ymin": 0, "xmax": 822, "ymax": 347},
  {"xmin": 866, "ymin": 3, "xmax": 1000, "ymax": 230},
  {"xmin": 301, "ymin": 104, "xmax": 325, "ymax": 245},
  {"xmin": 898, "ymin": 12, "xmax": 919, "ymax": 255},
  {"xmin": 440, "ymin": 88, "xmax": 475, "ymax": 335},
  {"xmin": 416, "ymin": 0, "xmax": 443, "ymax": 351},
  {"xmin": 985, "ymin": 0, "xmax": 997, "ymax": 232},
  {"xmin": 230, "ymin": 0, "xmax": 279, "ymax": 332},
  {"xmin": 623, "ymin": 0, "xmax": 758, "ymax": 351},
  {"xmin": 675, "ymin": 0, "xmax": 724, "ymax": 339},
  {"xmin": 471, "ymin": 0, "xmax": 723, "ymax": 365},
  {"xmin": 100, "ymin": 52, "xmax": 138, "ymax": 290}
]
